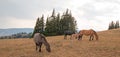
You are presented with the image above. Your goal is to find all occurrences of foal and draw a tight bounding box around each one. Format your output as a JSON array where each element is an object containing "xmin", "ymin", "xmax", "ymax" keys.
[{"xmin": 71, "ymin": 33, "xmax": 79, "ymax": 39}]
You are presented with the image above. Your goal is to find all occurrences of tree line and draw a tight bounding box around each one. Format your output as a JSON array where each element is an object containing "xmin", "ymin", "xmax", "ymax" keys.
[
  {"xmin": 32, "ymin": 9, "xmax": 77, "ymax": 36},
  {"xmin": 108, "ymin": 20, "xmax": 120, "ymax": 30}
]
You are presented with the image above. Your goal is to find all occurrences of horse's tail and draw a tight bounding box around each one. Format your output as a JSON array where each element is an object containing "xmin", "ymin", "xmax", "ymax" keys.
[{"xmin": 93, "ymin": 30, "xmax": 99, "ymax": 40}]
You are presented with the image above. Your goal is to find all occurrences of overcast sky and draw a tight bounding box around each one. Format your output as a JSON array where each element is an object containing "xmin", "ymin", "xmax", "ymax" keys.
[{"xmin": 0, "ymin": 0, "xmax": 120, "ymax": 31}]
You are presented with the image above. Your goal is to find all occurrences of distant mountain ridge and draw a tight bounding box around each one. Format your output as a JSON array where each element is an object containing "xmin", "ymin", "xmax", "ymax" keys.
[{"xmin": 0, "ymin": 28, "xmax": 33, "ymax": 36}]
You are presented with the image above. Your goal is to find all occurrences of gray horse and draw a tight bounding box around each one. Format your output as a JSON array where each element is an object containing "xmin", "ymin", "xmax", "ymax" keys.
[{"xmin": 33, "ymin": 33, "xmax": 51, "ymax": 52}]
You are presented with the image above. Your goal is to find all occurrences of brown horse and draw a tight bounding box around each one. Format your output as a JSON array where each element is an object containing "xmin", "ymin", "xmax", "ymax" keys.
[
  {"xmin": 78, "ymin": 29, "xmax": 98, "ymax": 41},
  {"xmin": 33, "ymin": 33, "xmax": 51, "ymax": 52}
]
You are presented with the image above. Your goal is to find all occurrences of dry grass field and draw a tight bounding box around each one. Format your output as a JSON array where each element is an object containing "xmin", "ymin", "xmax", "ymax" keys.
[{"xmin": 0, "ymin": 29, "xmax": 120, "ymax": 57}]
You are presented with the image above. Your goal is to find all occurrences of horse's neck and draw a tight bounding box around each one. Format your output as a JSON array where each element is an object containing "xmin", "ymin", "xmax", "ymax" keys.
[{"xmin": 42, "ymin": 38, "xmax": 50, "ymax": 46}]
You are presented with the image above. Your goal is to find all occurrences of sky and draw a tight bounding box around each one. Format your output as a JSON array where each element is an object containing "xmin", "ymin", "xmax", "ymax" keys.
[{"xmin": 0, "ymin": 0, "xmax": 120, "ymax": 31}]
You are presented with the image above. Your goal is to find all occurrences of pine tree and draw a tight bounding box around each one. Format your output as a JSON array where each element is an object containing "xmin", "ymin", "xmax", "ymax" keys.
[
  {"xmin": 60, "ymin": 9, "xmax": 77, "ymax": 33},
  {"xmin": 111, "ymin": 21, "xmax": 115, "ymax": 29},
  {"xmin": 65, "ymin": 9, "xmax": 69, "ymax": 15},
  {"xmin": 108, "ymin": 21, "xmax": 115, "ymax": 30},
  {"xmin": 108, "ymin": 23, "xmax": 111, "ymax": 30},
  {"xmin": 45, "ymin": 17, "xmax": 49, "ymax": 33},
  {"xmin": 51, "ymin": 9, "xmax": 55, "ymax": 17},
  {"xmin": 32, "ymin": 15, "xmax": 45, "ymax": 37},
  {"xmin": 118, "ymin": 20, "xmax": 120, "ymax": 28},
  {"xmin": 115, "ymin": 21, "xmax": 118, "ymax": 29},
  {"xmin": 115, "ymin": 20, "xmax": 119, "ymax": 28},
  {"xmin": 32, "ymin": 17, "xmax": 40, "ymax": 37},
  {"xmin": 45, "ymin": 9, "xmax": 57, "ymax": 35},
  {"xmin": 38, "ymin": 15, "xmax": 44, "ymax": 33},
  {"xmin": 56, "ymin": 13, "xmax": 60, "ymax": 34}
]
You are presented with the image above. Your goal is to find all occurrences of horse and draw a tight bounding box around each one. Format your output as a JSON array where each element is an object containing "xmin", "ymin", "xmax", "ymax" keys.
[
  {"xmin": 64, "ymin": 30, "xmax": 75, "ymax": 39},
  {"xmin": 71, "ymin": 33, "xmax": 79, "ymax": 39},
  {"xmin": 78, "ymin": 29, "xmax": 98, "ymax": 41},
  {"xmin": 33, "ymin": 33, "xmax": 51, "ymax": 52}
]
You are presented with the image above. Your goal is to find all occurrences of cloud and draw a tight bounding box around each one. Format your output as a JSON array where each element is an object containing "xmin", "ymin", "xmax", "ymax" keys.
[
  {"xmin": 72, "ymin": 0, "xmax": 120, "ymax": 31},
  {"xmin": 94, "ymin": 0, "xmax": 120, "ymax": 4},
  {"xmin": 0, "ymin": 17, "xmax": 35, "ymax": 28},
  {"xmin": 0, "ymin": 0, "xmax": 70, "ymax": 19},
  {"xmin": 0, "ymin": 0, "xmax": 120, "ymax": 31}
]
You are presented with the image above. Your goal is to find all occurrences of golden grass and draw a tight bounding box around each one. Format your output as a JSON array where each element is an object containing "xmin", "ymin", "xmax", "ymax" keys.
[{"xmin": 0, "ymin": 29, "xmax": 120, "ymax": 57}]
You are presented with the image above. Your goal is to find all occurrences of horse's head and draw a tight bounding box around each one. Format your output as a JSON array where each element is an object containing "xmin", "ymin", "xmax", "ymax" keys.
[{"xmin": 46, "ymin": 44, "xmax": 51, "ymax": 52}]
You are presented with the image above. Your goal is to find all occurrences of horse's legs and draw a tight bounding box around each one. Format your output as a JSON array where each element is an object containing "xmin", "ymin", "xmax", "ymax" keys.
[
  {"xmin": 89, "ymin": 35, "xmax": 92, "ymax": 41},
  {"xmin": 64, "ymin": 35, "xmax": 67, "ymax": 39},
  {"xmin": 39, "ymin": 42, "xmax": 42, "ymax": 52},
  {"xmin": 75, "ymin": 36, "xmax": 77, "ymax": 39},
  {"xmin": 70, "ymin": 35, "xmax": 72, "ymax": 40},
  {"xmin": 35, "ymin": 43, "xmax": 39, "ymax": 51},
  {"xmin": 92, "ymin": 35, "xmax": 94, "ymax": 40},
  {"xmin": 89, "ymin": 35, "xmax": 94, "ymax": 41},
  {"xmin": 80, "ymin": 35, "xmax": 83, "ymax": 40},
  {"xmin": 75, "ymin": 34, "xmax": 78, "ymax": 39},
  {"xmin": 78, "ymin": 35, "xmax": 80, "ymax": 40},
  {"xmin": 78, "ymin": 35, "xmax": 83, "ymax": 40}
]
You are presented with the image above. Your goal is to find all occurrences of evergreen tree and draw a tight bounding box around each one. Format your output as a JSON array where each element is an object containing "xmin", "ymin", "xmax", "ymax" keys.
[
  {"xmin": 51, "ymin": 9, "xmax": 55, "ymax": 17},
  {"xmin": 111, "ymin": 21, "xmax": 115, "ymax": 29},
  {"xmin": 108, "ymin": 23, "xmax": 112, "ymax": 30},
  {"xmin": 60, "ymin": 9, "xmax": 77, "ymax": 33},
  {"xmin": 32, "ymin": 15, "xmax": 45, "ymax": 37},
  {"xmin": 56, "ymin": 13, "xmax": 60, "ymax": 34},
  {"xmin": 38, "ymin": 15, "xmax": 44, "ymax": 33},
  {"xmin": 32, "ymin": 17, "xmax": 40, "ymax": 37},
  {"xmin": 49, "ymin": 9, "xmax": 56, "ymax": 33},
  {"xmin": 115, "ymin": 21, "xmax": 117, "ymax": 29},
  {"xmin": 115, "ymin": 20, "xmax": 119, "ymax": 29},
  {"xmin": 45, "ymin": 9, "xmax": 57, "ymax": 35},
  {"xmin": 45, "ymin": 17, "xmax": 49, "ymax": 33},
  {"xmin": 108, "ymin": 21, "xmax": 115, "ymax": 30},
  {"xmin": 117, "ymin": 21, "xmax": 119, "ymax": 28}
]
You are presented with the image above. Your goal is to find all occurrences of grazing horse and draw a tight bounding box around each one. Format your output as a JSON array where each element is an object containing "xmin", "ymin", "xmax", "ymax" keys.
[
  {"xmin": 71, "ymin": 33, "xmax": 79, "ymax": 39},
  {"xmin": 33, "ymin": 33, "xmax": 51, "ymax": 52},
  {"xmin": 78, "ymin": 29, "xmax": 98, "ymax": 41},
  {"xmin": 64, "ymin": 30, "xmax": 75, "ymax": 39}
]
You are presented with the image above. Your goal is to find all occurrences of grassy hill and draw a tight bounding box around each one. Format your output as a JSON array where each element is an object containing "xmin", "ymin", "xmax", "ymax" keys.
[{"xmin": 0, "ymin": 29, "xmax": 120, "ymax": 57}]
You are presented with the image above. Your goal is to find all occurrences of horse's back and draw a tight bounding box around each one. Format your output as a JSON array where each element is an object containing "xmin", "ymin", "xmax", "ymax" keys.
[
  {"xmin": 33, "ymin": 33, "xmax": 42, "ymax": 43},
  {"xmin": 79, "ymin": 29, "xmax": 95, "ymax": 36},
  {"xmin": 64, "ymin": 30, "xmax": 75, "ymax": 35}
]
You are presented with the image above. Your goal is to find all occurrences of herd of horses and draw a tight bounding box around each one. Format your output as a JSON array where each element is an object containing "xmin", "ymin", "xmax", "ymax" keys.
[
  {"xmin": 33, "ymin": 29, "xmax": 99, "ymax": 52},
  {"xmin": 64, "ymin": 29, "xmax": 98, "ymax": 41}
]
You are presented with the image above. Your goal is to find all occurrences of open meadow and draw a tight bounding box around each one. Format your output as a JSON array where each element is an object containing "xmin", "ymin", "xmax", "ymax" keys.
[{"xmin": 0, "ymin": 29, "xmax": 120, "ymax": 57}]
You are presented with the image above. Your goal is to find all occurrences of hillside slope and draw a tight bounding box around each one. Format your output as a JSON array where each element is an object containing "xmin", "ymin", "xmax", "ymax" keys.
[{"xmin": 0, "ymin": 29, "xmax": 120, "ymax": 57}]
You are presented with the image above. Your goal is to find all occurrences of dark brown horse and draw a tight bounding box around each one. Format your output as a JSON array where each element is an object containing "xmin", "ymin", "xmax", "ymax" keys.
[
  {"xmin": 78, "ymin": 29, "xmax": 98, "ymax": 41},
  {"xmin": 64, "ymin": 30, "xmax": 75, "ymax": 39},
  {"xmin": 33, "ymin": 33, "xmax": 51, "ymax": 52}
]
